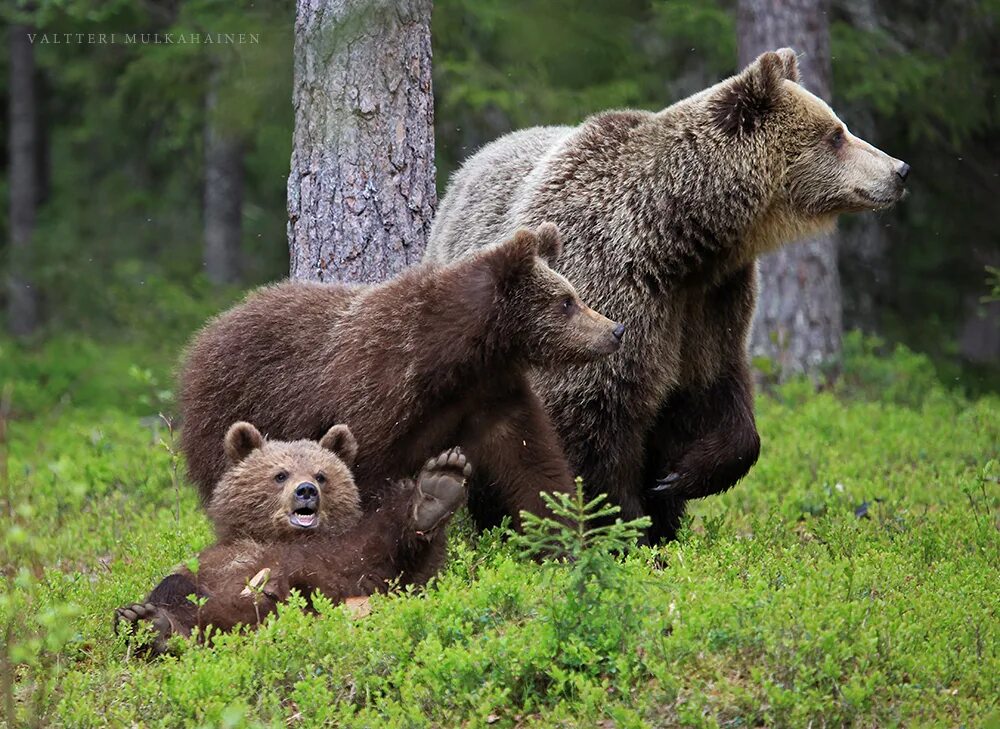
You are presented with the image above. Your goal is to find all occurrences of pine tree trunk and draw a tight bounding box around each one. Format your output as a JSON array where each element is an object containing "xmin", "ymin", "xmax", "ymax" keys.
[
  {"xmin": 7, "ymin": 24, "xmax": 39, "ymax": 336},
  {"xmin": 287, "ymin": 0, "xmax": 435, "ymax": 284},
  {"xmin": 203, "ymin": 69, "xmax": 244, "ymax": 286},
  {"xmin": 738, "ymin": 0, "xmax": 842, "ymax": 379},
  {"xmin": 836, "ymin": 0, "xmax": 888, "ymax": 335}
]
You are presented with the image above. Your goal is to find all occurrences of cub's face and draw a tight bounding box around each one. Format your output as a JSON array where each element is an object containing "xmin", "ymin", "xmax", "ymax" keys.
[
  {"xmin": 208, "ymin": 422, "xmax": 363, "ymax": 542},
  {"xmin": 781, "ymin": 81, "xmax": 908, "ymax": 216},
  {"xmin": 493, "ymin": 224, "xmax": 625, "ymax": 366}
]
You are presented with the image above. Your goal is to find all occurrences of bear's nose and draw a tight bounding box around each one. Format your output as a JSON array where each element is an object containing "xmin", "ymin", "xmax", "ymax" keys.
[
  {"xmin": 895, "ymin": 162, "xmax": 910, "ymax": 181},
  {"xmin": 294, "ymin": 483, "xmax": 318, "ymax": 500},
  {"xmin": 612, "ymin": 323, "xmax": 626, "ymax": 341}
]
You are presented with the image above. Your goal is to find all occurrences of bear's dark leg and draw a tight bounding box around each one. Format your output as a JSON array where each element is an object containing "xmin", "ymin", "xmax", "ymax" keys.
[
  {"xmin": 115, "ymin": 573, "xmax": 201, "ymax": 655},
  {"xmin": 117, "ymin": 554, "xmax": 291, "ymax": 656},
  {"xmin": 644, "ymin": 362, "xmax": 760, "ymax": 542},
  {"xmin": 146, "ymin": 572, "xmax": 200, "ymax": 610},
  {"xmin": 462, "ymin": 383, "xmax": 576, "ymax": 531}
]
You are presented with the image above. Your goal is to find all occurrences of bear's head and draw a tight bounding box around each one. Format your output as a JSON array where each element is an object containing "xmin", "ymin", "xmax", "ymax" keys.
[
  {"xmin": 207, "ymin": 422, "xmax": 363, "ymax": 543},
  {"xmin": 478, "ymin": 223, "xmax": 625, "ymax": 366},
  {"xmin": 698, "ymin": 47, "xmax": 909, "ymax": 259}
]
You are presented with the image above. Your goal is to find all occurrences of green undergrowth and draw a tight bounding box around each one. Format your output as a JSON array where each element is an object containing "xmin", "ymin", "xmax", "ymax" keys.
[{"xmin": 0, "ymin": 335, "xmax": 997, "ymax": 727}]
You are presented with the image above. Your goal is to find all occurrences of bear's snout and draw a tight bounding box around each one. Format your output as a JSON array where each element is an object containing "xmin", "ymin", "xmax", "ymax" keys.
[
  {"xmin": 294, "ymin": 482, "xmax": 318, "ymax": 503},
  {"xmin": 612, "ymin": 323, "xmax": 626, "ymax": 342},
  {"xmin": 895, "ymin": 161, "xmax": 910, "ymax": 182},
  {"xmin": 289, "ymin": 482, "xmax": 320, "ymax": 529}
]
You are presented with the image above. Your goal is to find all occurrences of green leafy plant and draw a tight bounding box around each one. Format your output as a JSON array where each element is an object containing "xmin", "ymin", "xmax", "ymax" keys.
[{"xmin": 0, "ymin": 340, "xmax": 996, "ymax": 726}]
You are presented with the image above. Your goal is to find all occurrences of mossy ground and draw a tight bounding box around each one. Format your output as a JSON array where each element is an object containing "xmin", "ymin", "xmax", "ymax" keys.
[{"xmin": 0, "ymin": 333, "xmax": 997, "ymax": 728}]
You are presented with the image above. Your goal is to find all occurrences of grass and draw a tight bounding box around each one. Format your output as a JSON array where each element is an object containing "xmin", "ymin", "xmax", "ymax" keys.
[{"xmin": 0, "ymin": 332, "xmax": 997, "ymax": 728}]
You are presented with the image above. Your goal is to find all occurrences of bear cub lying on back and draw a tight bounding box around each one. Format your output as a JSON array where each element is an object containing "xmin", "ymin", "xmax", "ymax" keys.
[{"xmin": 115, "ymin": 422, "xmax": 470, "ymax": 655}]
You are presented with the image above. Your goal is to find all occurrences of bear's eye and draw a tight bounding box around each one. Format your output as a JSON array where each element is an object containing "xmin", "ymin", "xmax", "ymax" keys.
[
  {"xmin": 315, "ymin": 473, "xmax": 327, "ymax": 485},
  {"xmin": 274, "ymin": 471, "xmax": 289, "ymax": 484},
  {"xmin": 829, "ymin": 128, "xmax": 845, "ymax": 150},
  {"xmin": 561, "ymin": 297, "xmax": 576, "ymax": 315}
]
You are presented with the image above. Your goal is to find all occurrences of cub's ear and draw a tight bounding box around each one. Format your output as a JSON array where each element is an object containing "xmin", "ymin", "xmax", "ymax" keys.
[
  {"xmin": 484, "ymin": 228, "xmax": 540, "ymax": 291},
  {"xmin": 224, "ymin": 422, "xmax": 264, "ymax": 464},
  {"xmin": 319, "ymin": 424, "xmax": 358, "ymax": 467},
  {"xmin": 710, "ymin": 48, "xmax": 799, "ymax": 136},
  {"xmin": 534, "ymin": 222, "xmax": 563, "ymax": 266}
]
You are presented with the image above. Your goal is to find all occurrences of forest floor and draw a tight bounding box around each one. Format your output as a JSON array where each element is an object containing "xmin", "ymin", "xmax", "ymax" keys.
[{"xmin": 0, "ymin": 333, "xmax": 997, "ymax": 728}]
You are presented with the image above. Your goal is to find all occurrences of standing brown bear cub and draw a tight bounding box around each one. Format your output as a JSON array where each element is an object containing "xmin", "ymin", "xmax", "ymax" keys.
[
  {"xmin": 116, "ymin": 422, "xmax": 470, "ymax": 655},
  {"xmin": 180, "ymin": 223, "xmax": 623, "ymax": 530}
]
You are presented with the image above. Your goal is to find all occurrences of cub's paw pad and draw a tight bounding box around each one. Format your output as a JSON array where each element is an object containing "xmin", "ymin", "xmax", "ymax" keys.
[
  {"xmin": 414, "ymin": 447, "xmax": 470, "ymax": 532},
  {"xmin": 114, "ymin": 602, "xmax": 174, "ymax": 654}
]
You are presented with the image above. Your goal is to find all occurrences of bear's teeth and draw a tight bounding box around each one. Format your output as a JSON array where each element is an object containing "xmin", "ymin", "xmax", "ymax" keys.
[{"xmin": 294, "ymin": 513, "xmax": 316, "ymax": 527}]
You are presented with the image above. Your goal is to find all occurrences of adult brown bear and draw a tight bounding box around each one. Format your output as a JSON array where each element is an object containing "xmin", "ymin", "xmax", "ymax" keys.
[
  {"xmin": 180, "ymin": 224, "xmax": 624, "ymax": 529},
  {"xmin": 425, "ymin": 48, "xmax": 909, "ymax": 542}
]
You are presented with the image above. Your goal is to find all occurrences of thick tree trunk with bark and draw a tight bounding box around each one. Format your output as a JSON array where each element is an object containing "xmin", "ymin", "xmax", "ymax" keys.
[
  {"xmin": 287, "ymin": 0, "xmax": 435, "ymax": 284},
  {"xmin": 739, "ymin": 0, "xmax": 842, "ymax": 379},
  {"xmin": 203, "ymin": 70, "xmax": 244, "ymax": 285},
  {"xmin": 7, "ymin": 24, "xmax": 39, "ymax": 336}
]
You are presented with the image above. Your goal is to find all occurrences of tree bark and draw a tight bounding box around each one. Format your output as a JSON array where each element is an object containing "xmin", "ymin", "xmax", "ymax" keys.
[
  {"xmin": 287, "ymin": 0, "xmax": 435, "ymax": 284},
  {"xmin": 739, "ymin": 0, "xmax": 842, "ymax": 379},
  {"xmin": 7, "ymin": 23, "xmax": 39, "ymax": 336},
  {"xmin": 203, "ymin": 68, "xmax": 244, "ymax": 286}
]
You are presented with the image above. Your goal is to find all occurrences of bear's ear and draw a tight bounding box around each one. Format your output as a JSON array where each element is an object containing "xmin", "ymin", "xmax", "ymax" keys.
[
  {"xmin": 319, "ymin": 424, "xmax": 358, "ymax": 467},
  {"xmin": 774, "ymin": 47, "xmax": 800, "ymax": 84},
  {"xmin": 224, "ymin": 422, "xmax": 264, "ymax": 464},
  {"xmin": 709, "ymin": 48, "xmax": 798, "ymax": 136},
  {"xmin": 534, "ymin": 222, "xmax": 563, "ymax": 266},
  {"xmin": 487, "ymin": 228, "xmax": 540, "ymax": 290}
]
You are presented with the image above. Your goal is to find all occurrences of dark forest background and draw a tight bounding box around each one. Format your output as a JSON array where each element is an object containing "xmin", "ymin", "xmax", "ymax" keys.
[{"xmin": 1, "ymin": 0, "xmax": 998, "ymax": 389}]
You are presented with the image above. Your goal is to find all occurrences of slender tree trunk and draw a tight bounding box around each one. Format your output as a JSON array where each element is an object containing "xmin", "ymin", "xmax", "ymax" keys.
[
  {"xmin": 7, "ymin": 24, "xmax": 39, "ymax": 336},
  {"xmin": 739, "ymin": 0, "xmax": 842, "ymax": 379},
  {"xmin": 839, "ymin": 111, "xmax": 889, "ymax": 334},
  {"xmin": 287, "ymin": 0, "xmax": 435, "ymax": 284},
  {"xmin": 836, "ymin": 0, "xmax": 889, "ymax": 335},
  {"xmin": 203, "ymin": 69, "xmax": 244, "ymax": 285},
  {"xmin": 959, "ymin": 248, "xmax": 1000, "ymax": 363}
]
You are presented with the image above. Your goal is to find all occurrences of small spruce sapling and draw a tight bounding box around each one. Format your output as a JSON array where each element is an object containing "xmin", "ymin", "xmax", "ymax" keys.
[{"xmin": 514, "ymin": 478, "xmax": 653, "ymax": 691}]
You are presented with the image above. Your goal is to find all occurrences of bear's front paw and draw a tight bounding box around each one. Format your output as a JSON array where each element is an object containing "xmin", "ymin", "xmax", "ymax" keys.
[
  {"xmin": 413, "ymin": 447, "xmax": 471, "ymax": 533},
  {"xmin": 649, "ymin": 429, "xmax": 760, "ymax": 500},
  {"xmin": 114, "ymin": 602, "xmax": 175, "ymax": 656}
]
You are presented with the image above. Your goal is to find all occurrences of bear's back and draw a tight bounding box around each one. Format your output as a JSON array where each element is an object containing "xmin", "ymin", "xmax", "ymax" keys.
[
  {"xmin": 428, "ymin": 125, "xmax": 573, "ymax": 263},
  {"xmin": 427, "ymin": 111, "xmax": 656, "ymax": 265}
]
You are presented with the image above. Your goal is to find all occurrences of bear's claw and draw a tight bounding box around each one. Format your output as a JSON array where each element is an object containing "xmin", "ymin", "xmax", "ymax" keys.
[
  {"xmin": 414, "ymin": 447, "xmax": 470, "ymax": 532},
  {"xmin": 650, "ymin": 472, "xmax": 682, "ymax": 493},
  {"xmin": 114, "ymin": 602, "xmax": 175, "ymax": 656}
]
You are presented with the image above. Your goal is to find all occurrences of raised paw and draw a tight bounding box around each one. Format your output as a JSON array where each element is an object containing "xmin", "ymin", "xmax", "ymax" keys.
[
  {"xmin": 114, "ymin": 602, "xmax": 175, "ymax": 656},
  {"xmin": 412, "ymin": 447, "xmax": 471, "ymax": 532}
]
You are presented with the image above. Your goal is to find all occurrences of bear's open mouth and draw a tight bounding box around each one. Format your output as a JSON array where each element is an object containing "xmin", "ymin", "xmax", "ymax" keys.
[{"xmin": 289, "ymin": 508, "xmax": 317, "ymax": 528}]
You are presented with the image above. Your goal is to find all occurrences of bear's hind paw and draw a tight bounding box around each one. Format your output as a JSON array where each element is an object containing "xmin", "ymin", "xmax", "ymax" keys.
[
  {"xmin": 114, "ymin": 602, "xmax": 175, "ymax": 656},
  {"xmin": 413, "ymin": 447, "xmax": 471, "ymax": 532}
]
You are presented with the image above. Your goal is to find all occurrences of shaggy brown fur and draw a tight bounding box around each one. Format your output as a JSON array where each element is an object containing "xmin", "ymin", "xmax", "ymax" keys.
[
  {"xmin": 116, "ymin": 428, "xmax": 471, "ymax": 655},
  {"xmin": 180, "ymin": 224, "xmax": 623, "ymax": 529},
  {"xmin": 425, "ymin": 48, "xmax": 909, "ymax": 542},
  {"xmin": 208, "ymin": 421, "xmax": 363, "ymax": 542}
]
